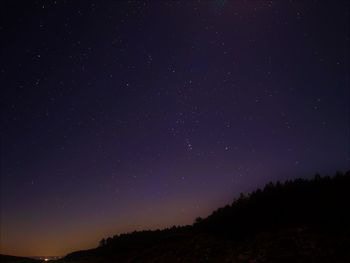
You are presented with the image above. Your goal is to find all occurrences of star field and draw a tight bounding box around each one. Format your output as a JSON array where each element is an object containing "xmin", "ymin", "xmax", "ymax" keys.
[{"xmin": 1, "ymin": 0, "xmax": 349, "ymax": 257}]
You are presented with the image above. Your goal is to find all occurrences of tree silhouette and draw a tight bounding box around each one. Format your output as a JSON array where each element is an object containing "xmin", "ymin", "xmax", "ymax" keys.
[{"xmin": 99, "ymin": 238, "xmax": 106, "ymax": 247}]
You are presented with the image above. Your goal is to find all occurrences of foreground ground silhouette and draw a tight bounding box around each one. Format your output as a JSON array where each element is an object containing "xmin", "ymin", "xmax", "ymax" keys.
[{"xmin": 2, "ymin": 171, "xmax": 349, "ymax": 263}]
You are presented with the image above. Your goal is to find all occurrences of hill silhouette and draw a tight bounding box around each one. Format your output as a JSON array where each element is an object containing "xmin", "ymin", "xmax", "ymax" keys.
[
  {"xmin": 55, "ymin": 171, "xmax": 350, "ymax": 263},
  {"xmin": 2, "ymin": 171, "xmax": 349, "ymax": 262}
]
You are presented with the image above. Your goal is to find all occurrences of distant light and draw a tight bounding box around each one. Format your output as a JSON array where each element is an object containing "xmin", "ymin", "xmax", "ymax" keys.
[{"xmin": 44, "ymin": 259, "xmax": 49, "ymax": 262}]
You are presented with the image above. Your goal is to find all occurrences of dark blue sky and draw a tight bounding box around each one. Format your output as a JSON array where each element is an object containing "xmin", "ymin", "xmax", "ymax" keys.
[{"xmin": 1, "ymin": 0, "xmax": 349, "ymax": 257}]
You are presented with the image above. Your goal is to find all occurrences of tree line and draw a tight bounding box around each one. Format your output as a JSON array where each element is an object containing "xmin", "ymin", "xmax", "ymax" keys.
[{"xmin": 97, "ymin": 171, "xmax": 350, "ymax": 248}]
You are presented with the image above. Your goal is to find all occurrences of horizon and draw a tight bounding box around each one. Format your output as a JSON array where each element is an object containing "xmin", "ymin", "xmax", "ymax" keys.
[
  {"xmin": 1, "ymin": 171, "xmax": 347, "ymax": 258},
  {"xmin": 1, "ymin": 0, "xmax": 349, "ymax": 257},
  {"xmin": 2, "ymin": 170, "xmax": 348, "ymax": 259}
]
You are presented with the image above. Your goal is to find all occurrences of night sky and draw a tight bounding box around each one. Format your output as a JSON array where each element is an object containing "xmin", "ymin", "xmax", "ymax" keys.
[{"xmin": 1, "ymin": 0, "xmax": 349, "ymax": 257}]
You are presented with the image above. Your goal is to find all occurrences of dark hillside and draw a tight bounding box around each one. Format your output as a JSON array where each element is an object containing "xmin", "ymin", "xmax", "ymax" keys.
[
  {"xmin": 56, "ymin": 171, "xmax": 350, "ymax": 263},
  {"xmin": 195, "ymin": 172, "xmax": 350, "ymax": 237}
]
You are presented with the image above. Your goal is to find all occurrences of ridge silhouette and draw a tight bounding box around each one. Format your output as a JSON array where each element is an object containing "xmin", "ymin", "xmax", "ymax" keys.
[
  {"xmin": 2, "ymin": 171, "xmax": 349, "ymax": 262},
  {"xmin": 57, "ymin": 171, "xmax": 350, "ymax": 263}
]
